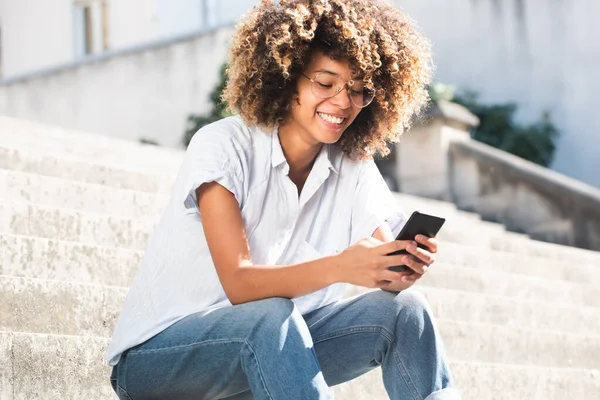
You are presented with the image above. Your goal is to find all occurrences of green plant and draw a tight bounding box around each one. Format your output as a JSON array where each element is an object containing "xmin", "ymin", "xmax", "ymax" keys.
[
  {"xmin": 183, "ymin": 63, "xmax": 233, "ymax": 147},
  {"xmin": 428, "ymin": 84, "xmax": 559, "ymax": 167}
]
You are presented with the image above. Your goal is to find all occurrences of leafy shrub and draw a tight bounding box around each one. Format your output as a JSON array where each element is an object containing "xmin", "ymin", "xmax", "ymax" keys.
[{"xmin": 428, "ymin": 83, "xmax": 559, "ymax": 167}]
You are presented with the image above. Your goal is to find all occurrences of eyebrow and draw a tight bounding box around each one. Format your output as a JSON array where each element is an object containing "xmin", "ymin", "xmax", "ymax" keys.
[
  {"xmin": 313, "ymin": 69, "xmax": 339, "ymax": 75},
  {"xmin": 312, "ymin": 69, "xmax": 365, "ymax": 80}
]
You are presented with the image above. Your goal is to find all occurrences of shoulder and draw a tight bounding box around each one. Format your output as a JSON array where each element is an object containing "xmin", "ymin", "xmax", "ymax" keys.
[
  {"xmin": 184, "ymin": 116, "xmax": 274, "ymax": 177},
  {"xmin": 187, "ymin": 115, "xmax": 254, "ymax": 151}
]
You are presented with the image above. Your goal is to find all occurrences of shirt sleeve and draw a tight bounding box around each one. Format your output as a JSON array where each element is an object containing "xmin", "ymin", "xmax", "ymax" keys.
[
  {"xmin": 350, "ymin": 160, "xmax": 406, "ymax": 244},
  {"xmin": 177, "ymin": 124, "xmax": 245, "ymax": 214}
]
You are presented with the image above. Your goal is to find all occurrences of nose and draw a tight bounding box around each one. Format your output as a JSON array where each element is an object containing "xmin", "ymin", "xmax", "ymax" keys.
[{"xmin": 329, "ymin": 86, "xmax": 352, "ymax": 109}]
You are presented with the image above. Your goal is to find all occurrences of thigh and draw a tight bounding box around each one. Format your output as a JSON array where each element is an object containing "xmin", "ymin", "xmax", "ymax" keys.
[
  {"xmin": 304, "ymin": 289, "xmax": 414, "ymax": 386},
  {"xmin": 115, "ymin": 297, "xmax": 296, "ymax": 400}
]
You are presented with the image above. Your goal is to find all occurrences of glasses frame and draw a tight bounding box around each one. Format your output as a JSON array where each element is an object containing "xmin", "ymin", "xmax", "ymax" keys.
[{"xmin": 300, "ymin": 72, "xmax": 375, "ymax": 108}]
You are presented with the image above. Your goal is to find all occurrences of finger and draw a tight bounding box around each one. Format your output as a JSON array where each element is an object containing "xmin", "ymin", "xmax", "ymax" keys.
[
  {"xmin": 405, "ymin": 243, "xmax": 435, "ymax": 265},
  {"xmin": 401, "ymin": 271, "xmax": 423, "ymax": 282},
  {"xmin": 378, "ymin": 240, "xmax": 412, "ymax": 256},
  {"xmin": 380, "ymin": 269, "xmax": 412, "ymax": 282},
  {"xmin": 402, "ymin": 255, "xmax": 429, "ymax": 275},
  {"xmin": 415, "ymin": 235, "xmax": 438, "ymax": 253},
  {"xmin": 381, "ymin": 254, "xmax": 412, "ymax": 269}
]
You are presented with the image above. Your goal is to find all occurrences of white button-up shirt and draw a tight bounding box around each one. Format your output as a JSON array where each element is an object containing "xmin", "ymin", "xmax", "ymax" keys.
[{"xmin": 105, "ymin": 116, "xmax": 406, "ymax": 366}]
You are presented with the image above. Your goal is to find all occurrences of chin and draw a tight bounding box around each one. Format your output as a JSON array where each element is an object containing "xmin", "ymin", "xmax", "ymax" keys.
[{"xmin": 315, "ymin": 131, "xmax": 344, "ymax": 145}]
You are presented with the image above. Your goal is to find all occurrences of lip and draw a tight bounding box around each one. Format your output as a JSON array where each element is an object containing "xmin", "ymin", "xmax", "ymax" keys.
[{"xmin": 317, "ymin": 112, "xmax": 346, "ymax": 131}]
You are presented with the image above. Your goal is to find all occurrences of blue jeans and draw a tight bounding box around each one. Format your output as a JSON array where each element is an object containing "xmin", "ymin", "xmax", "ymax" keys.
[{"xmin": 110, "ymin": 289, "xmax": 460, "ymax": 399}]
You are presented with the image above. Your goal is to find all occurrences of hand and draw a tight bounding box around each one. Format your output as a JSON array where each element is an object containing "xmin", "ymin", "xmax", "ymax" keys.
[
  {"xmin": 380, "ymin": 234, "xmax": 439, "ymax": 292},
  {"xmin": 333, "ymin": 237, "xmax": 419, "ymax": 289}
]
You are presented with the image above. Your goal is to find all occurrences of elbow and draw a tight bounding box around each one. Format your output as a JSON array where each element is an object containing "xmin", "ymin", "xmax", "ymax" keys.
[{"xmin": 220, "ymin": 268, "xmax": 252, "ymax": 305}]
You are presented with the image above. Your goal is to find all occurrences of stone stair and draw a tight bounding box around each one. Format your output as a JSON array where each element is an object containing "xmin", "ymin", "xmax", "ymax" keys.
[{"xmin": 1, "ymin": 116, "xmax": 599, "ymax": 399}]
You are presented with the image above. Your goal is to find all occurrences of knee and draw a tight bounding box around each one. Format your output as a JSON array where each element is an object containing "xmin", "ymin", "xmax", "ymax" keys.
[
  {"xmin": 371, "ymin": 289, "xmax": 435, "ymax": 331},
  {"xmin": 392, "ymin": 289, "xmax": 437, "ymax": 337},
  {"xmin": 243, "ymin": 297, "xmax": 296, "ymax": 323},
  {"xmin": 394, "ymin": 289, "xmax": 432, "ymax": 315},
  {"xmin": 242, "ymin": 297, "xmax": 311, "ymax": 348}
]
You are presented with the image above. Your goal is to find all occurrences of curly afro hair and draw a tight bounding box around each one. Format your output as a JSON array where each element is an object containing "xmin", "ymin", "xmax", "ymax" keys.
[{"xmin": 223, "ymin": 0, "xmax": 434, "ymax": 160}]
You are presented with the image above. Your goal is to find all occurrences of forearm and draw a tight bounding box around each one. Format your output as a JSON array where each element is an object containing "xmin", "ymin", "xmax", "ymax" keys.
[{"xmin": 225, "ymin": 255, "xmax": 341, "ymax": 305}]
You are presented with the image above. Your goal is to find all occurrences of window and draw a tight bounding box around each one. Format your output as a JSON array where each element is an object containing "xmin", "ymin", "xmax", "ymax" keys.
[{"xmin": 74, "ymin": 1, "xmax": 109, "ymax": 58}]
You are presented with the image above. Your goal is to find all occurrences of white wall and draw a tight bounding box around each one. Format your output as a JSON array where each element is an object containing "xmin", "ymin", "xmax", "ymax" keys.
[
  {"xmin": 0, "ymin": 0, "xmax": 163, "ymax": 78},
  {"xmin": 108, "ymin": 0, "xmax": 159, "ymax": 49},
  {"xmin": 0, "ymin": 0, "xmax": 73, "ymax": 77},
  {"xmin": 0, "ymin": 27, "xmax": 234, "ymax": 147},
  {"xmin": 392, "ymin": 0, "xmax": 600, "ymax": 187}
]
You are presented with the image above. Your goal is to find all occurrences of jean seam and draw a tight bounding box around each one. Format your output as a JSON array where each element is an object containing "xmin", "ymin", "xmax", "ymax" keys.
[
  {"xmin": 392, "ymin": 340, "xmax": 422, "ymax": 400},
  {"xmin": 313, "ymin": 325, "xmax": 422, "ymax": 400},
  {"xmin": 312, "ymin": 325, "xmax": 395, "ymax": 345},
  {"xmin": 243, "ymin": 339, "xmax": 274, "ymax": 400},
  {"xmin": 117, "ymin": 383, "xmax": 134, "ymax": 400},
  {"xmin": 127, "ymin": 338, "xmax": 247, "ymax": 355}
]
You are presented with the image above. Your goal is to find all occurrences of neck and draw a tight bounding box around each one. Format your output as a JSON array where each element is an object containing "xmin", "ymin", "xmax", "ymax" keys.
[{"xmin": 277, "ymin": 125, "xmax": 322, "ymax": 177}]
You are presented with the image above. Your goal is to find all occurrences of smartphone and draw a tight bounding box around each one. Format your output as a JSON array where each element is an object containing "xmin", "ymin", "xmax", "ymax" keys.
[{"xmin": 387, "ymin": 211, "xmax": 446, "ymax": 272}]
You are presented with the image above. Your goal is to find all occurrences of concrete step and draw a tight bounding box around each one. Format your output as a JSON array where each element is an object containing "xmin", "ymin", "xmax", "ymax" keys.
[
  {"xmin": 3, "ymin": 275, "xmax": 600, "ymax": 340},
  {"xmin": 0, "ymin": 276, "xmax": 122, "ymax": 338},
  {"xmin": 393, "ymin": 192, "xmax": 484, "ymax": 222},
  {"xmin": 0, "ymin": 332, "xmax": 113, "ymax": 400},
  {"xmin": 0, "ymin": 233, "xmax": 139, "ymax": 287},
  {"xmin": 4, "ymin": 232, "xmax": 600, "ymax": 299},
  {"xmin": 438, "ymin": 319, "xmax": 600, "ymax": 369},
  {"xmin": 490, "ymin": 233, "xmax": 600, "ymax": 265},
  {"xmin": 0, "ymin": 168, "xmax": 169, "ymax": 218},
  {"xmin": 0, "ymin": 201, "xmax": 155, "ymax": 251},
  {"xmin": 1, "ymin": 203, "xmax": 599, "ymax": 307},
  {"xmin": 0, "ymin": 117, "xmax": 184, "ymax": 172},
  {"xmin": 439, "ymin": 241, "xmax": 600, "ymax": 285},
  {"xmin": 339, "ymin": 361, "xmax": 600, "ymax": 400},
  {"xmin": 0, "ymin": 145, "xmax": 175, "ymax": 193},
  {"xmin": 424, "ymin": 263, "xmax": 600, "ymax": 308},
  {"xmin": 1, "ymin": 166, "xmax": 501, "ymax": 233},
  {"xmin": 395, "ymin": 192, "xmax": 600, "ymax": 265},
  {"xmin": 1, "ymin": 332, "xmax": 598, "ymax": 400},
  {"xmin": 0, "ymin": 200, "xmax": 553, "ymax": 255},
  {"xmin": 352, "ymin": 286, "xmax": 600, "ymax": 336}
]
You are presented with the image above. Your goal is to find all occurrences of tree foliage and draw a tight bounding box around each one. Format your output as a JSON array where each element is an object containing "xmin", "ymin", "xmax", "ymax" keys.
[
  {"xmin": 428, "ymin": 83, "xmax": 559, "ymax": 167},
  {"xmin": 183, "ymin": 63, "xmax": 232, "ymax": 147}
]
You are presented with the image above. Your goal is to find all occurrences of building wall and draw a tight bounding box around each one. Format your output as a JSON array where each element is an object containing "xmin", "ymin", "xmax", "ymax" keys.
[
  {"xmin": 0, "ymin": 0, "xmax": 74, "ymax": 77},
  {"xmin": 0, "ymin": 0, "xmax": 256, "ymax": 79},
  {"xmin": 0, "ymin": 27, "xmax": 234, "ymax": 147},
  {"xmin": 108, "ymin": 0, "xmax": 159, "ymax": 50},
  {"xmin": 393, "ymin": 0, "xmax": 600, "ymax": 186}
]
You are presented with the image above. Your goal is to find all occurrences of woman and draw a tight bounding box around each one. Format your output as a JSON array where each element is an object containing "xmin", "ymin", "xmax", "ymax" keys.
[{"xmin": 106, "ymin": 0, "xmax": 460, "ymax": 399}]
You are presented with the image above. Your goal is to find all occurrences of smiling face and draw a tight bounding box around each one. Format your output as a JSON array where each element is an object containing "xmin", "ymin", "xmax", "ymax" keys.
[{"xmin": 281, "ymin": 51, "xmax": 364, "ymax": 146}]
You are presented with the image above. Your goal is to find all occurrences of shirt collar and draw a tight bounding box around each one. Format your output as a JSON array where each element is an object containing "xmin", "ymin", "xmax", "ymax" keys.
[{"xmin": 271, "ymin": 128, "xmax": 339, "ymax": 175}]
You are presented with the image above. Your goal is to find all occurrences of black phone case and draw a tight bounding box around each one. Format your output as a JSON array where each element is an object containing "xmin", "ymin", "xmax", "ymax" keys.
[{"xmin": 387, "ymin": 211, "xmax": 446, "ymax": 272}]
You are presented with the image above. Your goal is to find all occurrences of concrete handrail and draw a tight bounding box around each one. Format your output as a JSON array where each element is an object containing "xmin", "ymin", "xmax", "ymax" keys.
[
  {"xmin": 450, "ymin": 139, "xmax": 600, "ymax": 209},
  {"xmin": 448, "ymin": 138, "xmax": 600, "ymax": 250}
]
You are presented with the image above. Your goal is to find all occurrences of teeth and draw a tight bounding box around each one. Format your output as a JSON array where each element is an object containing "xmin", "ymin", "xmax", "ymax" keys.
[{"xmin": 318, "ymin": 112, "xmax": 345, "ymax": 124}]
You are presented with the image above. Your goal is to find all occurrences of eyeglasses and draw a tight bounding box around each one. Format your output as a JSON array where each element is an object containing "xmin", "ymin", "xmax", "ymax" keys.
[{"xmin": 300, "ymin": 72, "xmax": 375, "ymax": 108}]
